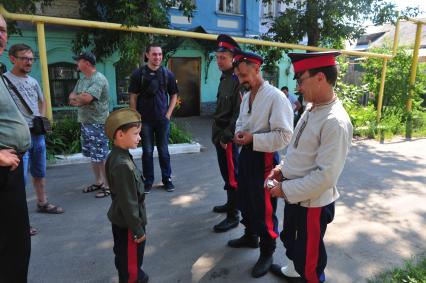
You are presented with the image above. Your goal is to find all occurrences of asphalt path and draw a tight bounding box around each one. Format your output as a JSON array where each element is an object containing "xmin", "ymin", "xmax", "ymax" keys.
[{"xmin": 26, "ymin": 116, "xmax": 426, "ymax": 282}]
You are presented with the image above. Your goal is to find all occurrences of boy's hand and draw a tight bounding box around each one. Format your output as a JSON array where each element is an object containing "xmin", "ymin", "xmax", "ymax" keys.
[{"xmin": 134, "ymin": 234, "xmax": 146, "ymax": 244}]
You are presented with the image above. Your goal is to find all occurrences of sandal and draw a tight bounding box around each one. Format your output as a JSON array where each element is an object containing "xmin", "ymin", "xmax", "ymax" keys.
[
  {"xmin": 37, "ymin": 202, "xmax": 65, "ymax": 214},
  {"xmin": 95, "ymin": 188, "xmax": 111, "ymax": 198},
  {"xmin": 30, "ymin": 226, "xmax": 38, "ymax": 236},
  {"xmin": 82, "ymin": 183, "xmax": 104, "ymax": 193}
]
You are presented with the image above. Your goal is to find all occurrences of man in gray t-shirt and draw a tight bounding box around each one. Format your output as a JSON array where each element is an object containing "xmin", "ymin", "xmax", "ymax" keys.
[
  {"xmin": 69, "ymin": 51, "xmax": 110, "ymax": 198},
  {"xmin": 5, "ymin": 44, "xmax": 64, "ymax": 221}
]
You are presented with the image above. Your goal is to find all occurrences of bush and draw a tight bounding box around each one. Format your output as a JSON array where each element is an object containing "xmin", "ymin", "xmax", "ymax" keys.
[
  {"xmin": 45, "ymin": 118, "xmax": 192, "ymax": 159},
  {"xmin": 368, "ymin": 255, "xmax": 426, "ymax": 283}
]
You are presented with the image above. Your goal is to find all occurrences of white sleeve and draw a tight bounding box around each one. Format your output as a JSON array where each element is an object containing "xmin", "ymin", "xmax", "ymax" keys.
[
  {"xmin": 253, "ymin": 94, "xmax": 293, "ymax": 152},
  {"xmin": 282, "ymin": 118, "xmax": 351, "ymax": 203}
]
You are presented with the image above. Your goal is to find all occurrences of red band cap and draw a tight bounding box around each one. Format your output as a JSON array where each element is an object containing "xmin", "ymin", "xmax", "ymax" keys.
[
  {"xmin": 218, "ymin": 42, "xmax": 235, "ymax": 50},
  {"xmin": 234, "ymin": 54, "xmax": 262, "ymax": 66},
  {"xmin": 292, "ymin": 55, "xmax": 336, "ymax": 73}
]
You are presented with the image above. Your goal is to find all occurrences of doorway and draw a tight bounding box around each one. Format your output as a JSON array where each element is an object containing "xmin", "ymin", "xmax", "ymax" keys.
[{"xmin": 169, "ymin": 57, "xmax": 201, "ymax": 117}]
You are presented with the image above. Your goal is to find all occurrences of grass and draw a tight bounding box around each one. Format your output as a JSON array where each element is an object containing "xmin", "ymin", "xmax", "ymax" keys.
[{"xmin": 368, "ymin": 255, "xmax": 426, "ymax": 283}]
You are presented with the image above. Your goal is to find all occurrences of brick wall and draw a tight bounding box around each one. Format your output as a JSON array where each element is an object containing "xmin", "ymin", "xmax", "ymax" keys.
[{"xmin": 37, "ymin": 0, "xmax": 80, "ymax": 19}]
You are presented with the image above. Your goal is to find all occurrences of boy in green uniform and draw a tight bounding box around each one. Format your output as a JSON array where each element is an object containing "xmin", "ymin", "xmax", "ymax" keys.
[{"xmin": 104, "ymin": 108, "xmax": 148, "ymax": 283}]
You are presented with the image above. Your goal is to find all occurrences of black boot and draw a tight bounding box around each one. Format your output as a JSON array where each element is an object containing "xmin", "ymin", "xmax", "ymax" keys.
[
  {"xmin": 213, "ymin": 213, "xmax": 239, "ymax": 232},
  {"xmin": 251, "ymin": 236, "xmax": 276, "ymax": 277},
  {"xmin": 214, "ymin": 190, "xmax": 239, "ymax": 232},
  {"xmin": 251, "ymin": 253, "xmax": 273, "ymax": 278},
  {"xmin": 212, "ymin": 202, "xmax": 228, "ymax": 213},
  {"xmin": 228, "ymin": 233, "xmax": 259, "ymax": 248}
]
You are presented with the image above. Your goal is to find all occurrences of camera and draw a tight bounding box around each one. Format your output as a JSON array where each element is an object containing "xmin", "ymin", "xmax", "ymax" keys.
[{"xmin": 266, "ymin": 179, "xmax": 275, "ymax": 189}]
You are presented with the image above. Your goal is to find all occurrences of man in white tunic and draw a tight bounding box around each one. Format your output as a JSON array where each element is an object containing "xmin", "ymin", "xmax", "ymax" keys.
[
  {"xmin": 267, "ymin": 52, "xmax": 353, "ymax": 283},
  {"xmin": 227, "ymin": 50, "xmax": 293, "ymax": 278}
]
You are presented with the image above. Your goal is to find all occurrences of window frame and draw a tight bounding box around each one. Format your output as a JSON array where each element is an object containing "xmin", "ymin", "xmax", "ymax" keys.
[{"xmin": 217, "ymin": 0, "xmax": 241, "ymax": 14}]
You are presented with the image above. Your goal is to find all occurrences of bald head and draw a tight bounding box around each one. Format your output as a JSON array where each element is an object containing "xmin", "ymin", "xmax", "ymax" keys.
[{"xmin": 0, "ymin": 15, "xmax": 7, "ymax": 56}]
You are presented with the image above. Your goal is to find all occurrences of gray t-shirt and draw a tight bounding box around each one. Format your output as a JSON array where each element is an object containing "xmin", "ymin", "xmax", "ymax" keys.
[
  {"xmin": 4, "ymin": 71, "xmax": 44, "ymax": 127},
  {"xmin": 73, "ymin": 71, "xmax": 109, "ymax": 124}
]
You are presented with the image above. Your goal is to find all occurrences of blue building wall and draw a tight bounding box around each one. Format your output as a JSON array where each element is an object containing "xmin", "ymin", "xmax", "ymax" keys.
[{"xmin": 168, "ymin": 0, "xmax": 260, "ymax": 36}]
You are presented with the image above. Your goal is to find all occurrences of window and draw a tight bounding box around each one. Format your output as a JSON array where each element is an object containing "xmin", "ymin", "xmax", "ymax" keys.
[
  {"xmin": 172, "ymin": 0, "xmax": 195, "ymax": 8},
  {"xmin": 263, "ymin": 66, "xmax": 280, "ymax": 88},
  {"xmin": 48, "ymin": 63, "xmax": 79, "ymax": 108},
  {"xmin": 262, "ymin": 1, "xmax": 275, "ymax": 17},
  {"xmin": 218, "ymin": 0, "xmax": 240, "ymax": 14}
]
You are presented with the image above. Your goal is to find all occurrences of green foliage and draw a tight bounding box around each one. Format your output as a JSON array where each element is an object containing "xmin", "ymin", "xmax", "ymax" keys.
[
  {"xmin": 337, "ymin": 48, "xmax": 426, "ymax": 139},
  {"xmin": 169, "ymin": 121, "xmax": 192, "ymax": 144},
  {"xmin": 0, "ymin": 0, "xmax": 52, "ymax": 34},
  {"xmin": 45, "ymin": 118, "xmax": 192, "ymax": 159},
  {"xmin": 368, "ymin": 255, "xmax": 426, "ymax": 283},
  {"xmin": 258, "ymin": 0, "xmax": 419, "ymax": 64},
  {"xmin": 45, "ymin": 117, "xmax": 81, "ymax": 160},
  {"xmin": 73, "ymin": 0, "xmax": 196, "ymax": 63}
]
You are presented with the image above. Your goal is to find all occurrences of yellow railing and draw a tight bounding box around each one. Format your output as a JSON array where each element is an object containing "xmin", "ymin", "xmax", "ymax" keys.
[{"xmin": 0, "ymin": 5, "xmax": 423, "ymax": 138}]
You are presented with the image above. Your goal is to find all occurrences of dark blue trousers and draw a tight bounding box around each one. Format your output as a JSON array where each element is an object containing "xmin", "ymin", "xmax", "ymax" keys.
[
  {"xmin": 112, "ymin": 224, "xmax": 146, "ymax": 283},
  {"xmin": 141, "ymin": 118, "xmax": 171, "ymax": 187},
  {"xmin": 281, "ymin": 202, "xmax": 335, "ymax": 283},
  {"xmin": 215, "ymin": 142, "xmax": 238, "ymax": 190},
  {"xmin": 0, "ymin": 160, "xmax": 30, "ymax": 283},
  {"xmin": 237, "ymin": 146, "xmax": 280, "ymax": 254}
]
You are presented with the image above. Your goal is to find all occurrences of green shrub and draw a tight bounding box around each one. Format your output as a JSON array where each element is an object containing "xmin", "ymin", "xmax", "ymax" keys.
[
  {"xmin": 45, "ymin": 118, "xmax": 192, "ymax": 159},
  {"xmin": 368, "ymin": 255, "xmax": 426, "ymax": 283}
]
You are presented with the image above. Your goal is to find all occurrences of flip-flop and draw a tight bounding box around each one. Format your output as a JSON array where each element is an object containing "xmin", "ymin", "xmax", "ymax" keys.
[{"xmin": 82, "ymin": 183, "xmax": 103, "ymax": 193}]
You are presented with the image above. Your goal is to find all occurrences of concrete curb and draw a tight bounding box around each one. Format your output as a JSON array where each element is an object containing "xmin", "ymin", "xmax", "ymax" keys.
[{"xmin": 48, "ymin": 142, "xmax": 201, "ymax": 167}]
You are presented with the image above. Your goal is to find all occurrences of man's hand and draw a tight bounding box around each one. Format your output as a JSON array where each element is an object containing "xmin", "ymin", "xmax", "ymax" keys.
[
  {"xmin": 0, "ymin": 149, "xmax": 20, "ymax": 171},
  {"xmin": 269, "ymin": 182, "xmax": 286, "ymax": 199},
  {"xmin": 134, "ymin": 234, "xmax": 146, "ymax": 244},
  {"xmin": 266, "ymin": 165, "xmax": 284, "ymax": 182},
  {"xmin": 219, "ymin": 141, "xmax": 227, "ymax": 150},
  {"xmin": 69, "ymin": 92, "xmax": 79, "ymax": 106},
  {"xmin": 234, "ymin": 131, "xmax": 253, "ymax": 145}
]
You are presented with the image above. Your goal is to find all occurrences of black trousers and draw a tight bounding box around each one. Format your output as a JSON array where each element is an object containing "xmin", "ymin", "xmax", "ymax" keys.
[
  {"xmin": 237, "ymin": 146, "xmax": 280, "ymax": 254},
  {"xmin": 0, "ymin": 161, "xmax": 31, "ymax": 283},
  {"xmin": 281, "ymin": 202, "xmax": 335, "ymax": 283},
  {"xmin": 215, "ymin": 142, "xmax": 238, "ymax": 191},
  {"xmin": 112, "ymin": 224, "xmax": 146, "ymax": 283}
]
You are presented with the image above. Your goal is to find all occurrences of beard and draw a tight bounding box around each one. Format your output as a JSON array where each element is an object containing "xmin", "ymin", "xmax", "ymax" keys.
[{"xmin": 241, "ymin": 82, "xmax": 251, "ymax": 92}]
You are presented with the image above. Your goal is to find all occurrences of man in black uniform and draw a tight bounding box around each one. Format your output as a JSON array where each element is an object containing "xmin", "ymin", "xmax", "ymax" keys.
[{"xmin": 211, "ymin": 34, "xmax": 242, "ymax": 232}]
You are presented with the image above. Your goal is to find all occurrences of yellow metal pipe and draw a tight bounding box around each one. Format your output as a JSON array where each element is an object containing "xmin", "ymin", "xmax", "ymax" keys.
[
  {"xmin": 407, "ymin": 22, "xmax": 422, "ymax": 113},
  {"xmin": 36, "ymin": 22, "xmax": 53, "ymax": 121},
  {"xmin": 376, "ymin": 59, "xmax": 387, "ymax": 122},
  {"xmin": 0, "ymin": 5, "xmax": 393, "ymax": 60},
  {"xmin": 392, "ymin": 18, "xmax": 400, "ymax": 56}
]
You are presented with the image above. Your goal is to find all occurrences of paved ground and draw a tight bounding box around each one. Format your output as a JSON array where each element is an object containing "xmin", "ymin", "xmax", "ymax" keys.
[{"xmin": 27, "ymin": 116, "xmax": 426, "ymax": 283}]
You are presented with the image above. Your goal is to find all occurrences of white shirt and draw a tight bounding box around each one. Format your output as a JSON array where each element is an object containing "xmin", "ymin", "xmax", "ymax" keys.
[
  {"xmin": 280, "ymin": 98, "xmax": 353, "ymax": 207},
  {"xmin": 235, "ymin": 81, "xmax": 293, "ymax": 152}
]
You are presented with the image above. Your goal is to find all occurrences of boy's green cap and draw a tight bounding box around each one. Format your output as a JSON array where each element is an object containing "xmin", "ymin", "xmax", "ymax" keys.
[{"xmin": 105, "ymin": 108, "xmax": 141, "ymax": 140}]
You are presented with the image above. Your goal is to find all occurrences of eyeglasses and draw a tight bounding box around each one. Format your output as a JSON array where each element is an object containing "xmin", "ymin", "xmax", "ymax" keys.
[
  {"xmin": 296, "ymin": 74, "xmax": 312, "ymax": 86},
  {"xmin": 15, "ymin": 57, "xmax": 36, "ymax": 63}
]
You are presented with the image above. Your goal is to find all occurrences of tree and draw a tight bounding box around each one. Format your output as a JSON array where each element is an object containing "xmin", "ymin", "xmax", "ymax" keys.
[
  {"xmin": 74, "ymin": 0, "xmax": 196, "ymax": 64},
  {"xmin": 0, "ymin": 0, "xmax": 52, "ymax": 34},
  {"xmin": 254, "ymin": 0, "xmax": 420, "ymax": 68}
]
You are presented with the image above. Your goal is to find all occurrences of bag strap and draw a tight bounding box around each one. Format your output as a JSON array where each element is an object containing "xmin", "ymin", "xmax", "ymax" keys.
[{"xmin": 1, "ymin": 74, "xmax": 34, "ymax": 115}]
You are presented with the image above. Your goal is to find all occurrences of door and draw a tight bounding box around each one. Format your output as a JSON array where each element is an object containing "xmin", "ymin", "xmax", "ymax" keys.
[{"xmin": 169, "ymin": 57, "xmax": 201, "ymax": 117}]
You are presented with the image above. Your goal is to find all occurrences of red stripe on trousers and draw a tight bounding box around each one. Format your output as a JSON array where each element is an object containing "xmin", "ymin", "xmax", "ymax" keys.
[
  {"xmin": 305, "ymin": 207, "xmax": 322, "ymax": 283},
  {"xmin": 263, "ymin": 153, "xmax": 277, "ymax": 238},
  {"xmin": 127, "ymin": 230, "xmax": 138, "ymax": 283},
  {"xmin": 225, "ymin": 143, "xmax": 237, "ymax": 190}
]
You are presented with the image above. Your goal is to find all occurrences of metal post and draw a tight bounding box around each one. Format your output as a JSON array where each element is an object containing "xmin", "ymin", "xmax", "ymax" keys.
[
  {"xmin": 392, "ymin": 19, "xmax": 400, "ymax": 56},
  {"xmin": 376, "ymin": 59, "xmax": 387, "ymax": 122},
  {"xmin": 36, "ymin": 22, "xmax": 53, "ymax": 121},
  {"xmin": 406, "ymin": 22, "xmax": 422, "ymax": 139}
]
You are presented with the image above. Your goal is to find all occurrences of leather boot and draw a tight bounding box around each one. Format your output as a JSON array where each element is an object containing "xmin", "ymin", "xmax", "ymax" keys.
[
  {"xmin": 213, "ymin": 190, "xmax": 231, "ymax": 213},
  {"xmin": 228, "ymin": 233, "xmax": 259, "ymax": 248},
  {"xmin": 214, "ymin": 190, "xmax": 239, "ymax": 232},
  {"xmin": 213, "ymin": 213, "xmax": 239, "ymax": 232},
  {"xmin": 252, "ymin": 253, "xmax": 273, "ymax": 278}
]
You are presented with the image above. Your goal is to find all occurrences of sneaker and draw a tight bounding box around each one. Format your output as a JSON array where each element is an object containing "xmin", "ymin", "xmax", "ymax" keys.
[
  {"xmin": 164, "ymin": 181, "xmax": 175, "ymax": 192},
  {"xmin": 144, "ymin": 185, "xmax": 152, "ymax": 194}
]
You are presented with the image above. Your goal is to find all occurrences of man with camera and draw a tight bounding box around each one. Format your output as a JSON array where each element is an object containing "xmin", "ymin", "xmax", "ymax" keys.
[
  {"xmin": 4, "ymin": 44, "xmax": 63, "ymax": 222},
  {"xmin": 129, "ymin": 44, "xmax": 179, "ymax": 193}
]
